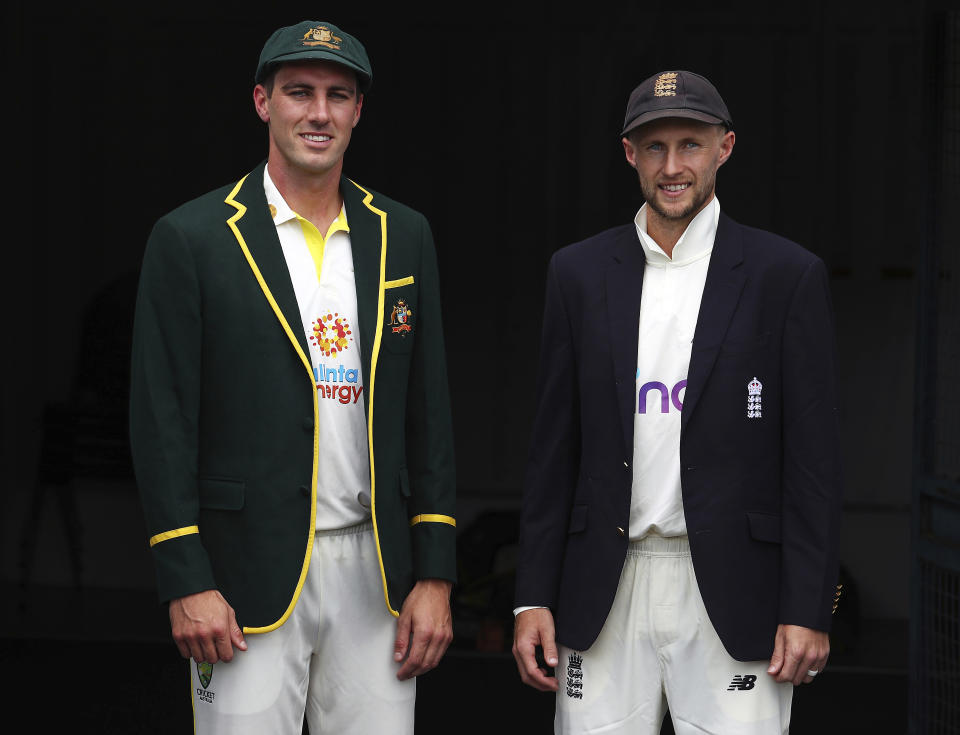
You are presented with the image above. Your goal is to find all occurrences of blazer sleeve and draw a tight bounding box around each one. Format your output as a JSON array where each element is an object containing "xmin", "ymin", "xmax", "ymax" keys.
[
  {"xmin": 515, "ymin": 253, "xmax": 581, "ymax": 609},
  {"xmin": 403, "ymin": 215, "xmax": 458, "ymax": 583},
  {"xmin": 778, "ymin": 257, "xmax": 844, "ymax": 631},
  {"xmin": 129, "ymin": 216, "xmax": 217, "ymax": 604}
]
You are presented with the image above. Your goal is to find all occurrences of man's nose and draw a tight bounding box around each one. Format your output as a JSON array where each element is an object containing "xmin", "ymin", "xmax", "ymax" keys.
[
  {"xmin": 663, "ymin": 148, "xmax": 683, "ymax": 176},
  {"xmin": 307, "ymin": 98, "xmax": 330, "ymax": 124}
]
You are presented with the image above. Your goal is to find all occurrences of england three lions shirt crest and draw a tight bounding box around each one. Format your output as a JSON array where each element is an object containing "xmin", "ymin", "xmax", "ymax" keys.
[{"xmin": 265, "ymin": 169, "xmax": 371, "ymax": 529}]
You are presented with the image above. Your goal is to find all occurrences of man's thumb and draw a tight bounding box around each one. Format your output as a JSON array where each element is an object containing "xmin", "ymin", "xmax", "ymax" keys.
[
  {"xmin": 768, "ymin": 633, "xmax": 784, "ymax": 674},
  {"xmin": 542, "ymin": 636, "xmax": 559, "ymax": 668},
  {"xmin": 229, "ymin": 610, "xmax": 247, "ymax": 651}
]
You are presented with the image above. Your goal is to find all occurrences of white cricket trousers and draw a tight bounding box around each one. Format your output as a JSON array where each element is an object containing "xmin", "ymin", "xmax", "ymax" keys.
[
  {"xmin": 190, "ymin": 521, "xmax": 415, "ymax": 734},
  {"xmin": 556, "ymin": 534, "xmax": 793, "ymax": 734}
]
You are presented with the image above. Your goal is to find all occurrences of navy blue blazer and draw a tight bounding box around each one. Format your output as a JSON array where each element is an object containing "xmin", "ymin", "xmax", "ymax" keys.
[{"xmin": 515, "ymin": 211, "xmax": 843, "ymax": 661}]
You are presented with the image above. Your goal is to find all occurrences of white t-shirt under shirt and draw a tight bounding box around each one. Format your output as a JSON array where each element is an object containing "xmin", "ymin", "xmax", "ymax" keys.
[
  {"xmin": 630, "ymin": 197, "xmax": 718, "ymax": 540},
  {"xmin": 264, "ymin": 169, "xmax": 371, "ymax": 530}
]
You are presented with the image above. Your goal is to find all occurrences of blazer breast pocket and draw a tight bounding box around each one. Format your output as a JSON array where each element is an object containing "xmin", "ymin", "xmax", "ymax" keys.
[
  {"xmin": 719, "ymin": 331, "xmax": 772, "ymax": 356},
  {"xmin": 382, "ymin": 276, "xmax": 417, "ymax": 354}
]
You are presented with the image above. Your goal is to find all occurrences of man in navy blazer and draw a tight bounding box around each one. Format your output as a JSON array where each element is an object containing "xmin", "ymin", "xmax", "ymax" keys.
[{"xmin": 512, "ymin": 71, "xmax": 843, "ymax": 734}]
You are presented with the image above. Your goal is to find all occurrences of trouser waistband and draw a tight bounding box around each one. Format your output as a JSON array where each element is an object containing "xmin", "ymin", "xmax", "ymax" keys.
[
  {"xmin": 627, "ymin": 533, "xmax": 690, "ymax": 557},
  {"xmin": 315, "ymin": 519, "xmax": 373, "ymax": 538}
]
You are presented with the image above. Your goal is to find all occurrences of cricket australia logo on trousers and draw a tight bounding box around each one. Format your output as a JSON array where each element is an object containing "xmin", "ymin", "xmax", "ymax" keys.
[
  {"xmin": 566, "ymin": 653, "xmax": 584, "ymax": 699},
  {"xmin": 196, "ymin": 661, "xmax": 215, "ymax": 703},
  {"xmin": 727, "ymin": 674, "xmax": 757, "ymax": 691}
]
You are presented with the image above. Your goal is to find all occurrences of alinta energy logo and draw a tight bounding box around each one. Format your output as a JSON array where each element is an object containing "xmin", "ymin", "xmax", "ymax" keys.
[
  {"xmin": 310, "ymin": 311, "xmax": 353, "ymax": 357},
  {"xmin": 310, "ymin": 310, "xmax": 363, "ymax": 405}
]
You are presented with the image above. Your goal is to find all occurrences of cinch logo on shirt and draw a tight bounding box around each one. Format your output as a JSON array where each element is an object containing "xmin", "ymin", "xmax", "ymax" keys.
[
  {"xmin": 637, "ymin": 379, "xmax": 686, "ymax": 414},
  {"xmin": 313, "ymin": 363, "xmax": 363, "ymax": 405},
  {"xmin": 309, "ymin": 311, "xmax": 353, "ymax": 357}
]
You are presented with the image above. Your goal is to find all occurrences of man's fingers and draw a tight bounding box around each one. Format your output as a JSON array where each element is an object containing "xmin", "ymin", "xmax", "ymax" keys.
[
  {"xmin": 420, "ymin": 623, "xmax": 452, "ymax": 672},
  {"xmin": 394, "ymin": 614, "xmax": 412, "ymax": 663},
  {"xmin": 215, "ymin": 626, "xmax": 235, "ymax": 663},
  {"xmin": 512, "ymin": 609, "xmax": 559, "ymax": 692},
  {"xmin": 513, "ymin": 636, "xmax": 557, "ymax": 691},
  {"xmin": 397, "ymin": 627, "xmax": 429, "ymax": 680}
]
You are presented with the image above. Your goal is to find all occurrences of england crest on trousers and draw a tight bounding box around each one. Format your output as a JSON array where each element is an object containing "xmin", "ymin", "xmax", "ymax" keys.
[{"xmin": 747, "ymin": 377, "xmax": 763, "ymax": 418}]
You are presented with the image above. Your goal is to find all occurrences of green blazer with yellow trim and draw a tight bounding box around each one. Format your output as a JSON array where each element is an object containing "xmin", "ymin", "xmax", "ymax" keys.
[{"xmin": 130, "ymin": 161, "xmax": 456, "ymax": 633}]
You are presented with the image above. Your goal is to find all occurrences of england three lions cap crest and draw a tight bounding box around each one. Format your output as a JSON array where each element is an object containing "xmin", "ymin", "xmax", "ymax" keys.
[
  {"xmin": 621, "ymin": 70, "xmax": 732, "ymax": 137},
  {"xmin": 255, "ymin": 20, "xmax": 372, "ymax": 92}
]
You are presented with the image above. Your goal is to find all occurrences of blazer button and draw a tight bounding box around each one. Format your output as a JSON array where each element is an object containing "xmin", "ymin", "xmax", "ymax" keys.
[
  {"xmin": 300, "ymin": 485, "xmax": 310, "ymax": 497},
  {"xmin": 617, "ymin": 526, "xmax": 626, "ymax": 537},
  {"xmin": 302, "ymin": 417, "xmax": 314, "ymax": 432}
]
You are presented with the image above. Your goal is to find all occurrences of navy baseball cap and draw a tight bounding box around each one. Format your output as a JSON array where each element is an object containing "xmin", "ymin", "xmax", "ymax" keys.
[{"xmin": 621, "ymin": 70, "xmax": 732, "ymax": 137}]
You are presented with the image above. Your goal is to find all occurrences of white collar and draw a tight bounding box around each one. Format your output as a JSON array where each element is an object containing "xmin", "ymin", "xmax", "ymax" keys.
[{"xmin": 634, "ymin": 196, "xmax": 719, "ymax": 266}]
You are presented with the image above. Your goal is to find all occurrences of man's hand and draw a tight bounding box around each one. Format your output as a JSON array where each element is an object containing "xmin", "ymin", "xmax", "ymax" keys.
[
  {"xmin": 767, "ymin": 624, "xmax": 829, "ymax": 685},
  {"xmin": 512, "ymin": 608, "xmax": 559, "ymax": 692},
  {"xmin": 394, "ymin": 579, "xmax": 453, "ymax": 680},
  {"xmin": 169, "ymin": 589, "xmax": 247, "ymax": 664}
]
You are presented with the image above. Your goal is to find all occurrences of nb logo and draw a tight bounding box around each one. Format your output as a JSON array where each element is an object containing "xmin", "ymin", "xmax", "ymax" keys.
[
  {"xmin": 637, "ymin": 380, "xmax": 686, "ymax": 414},
  {"xmin": 727, "ymin": 674, "xmax": 757, "ymax": 691}
]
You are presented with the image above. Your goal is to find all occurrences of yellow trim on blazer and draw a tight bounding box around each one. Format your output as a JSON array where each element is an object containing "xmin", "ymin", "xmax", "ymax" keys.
[
  {"xmin": 409, "ymin": 514, "xmax": 456, "ymax": 528},
  {"xmin": 384, "ymin": 275, "xmax": 414, "ymax": 289},
  {"xmin": 348, "ymin": 179, "xmax": 399, "ymax": 618},
  {"xmin": 224, "ymin": 175, "xmax": 320, "ymax": 635},
  {"xmin": 149, "ymin": 525, "xmax": 199, "ymax": 547}
]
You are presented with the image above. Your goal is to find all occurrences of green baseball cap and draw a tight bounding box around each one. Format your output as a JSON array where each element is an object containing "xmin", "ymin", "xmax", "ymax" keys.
[{"xmin": 255, "ymin": 21, "xmax": 372, "ymax": 92}]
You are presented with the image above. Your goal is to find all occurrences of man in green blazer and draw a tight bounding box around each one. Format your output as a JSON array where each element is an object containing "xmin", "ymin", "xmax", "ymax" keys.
[{"xmin": 130, "ymin": 20, "xmax": 456, "ymax": 734}]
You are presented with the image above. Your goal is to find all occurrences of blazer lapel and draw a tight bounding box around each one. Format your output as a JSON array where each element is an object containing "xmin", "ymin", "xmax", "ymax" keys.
[
  {"xmin": 681, "ymin": 212, "xmax": 746, "ymax": 430},
  {"xmin": 605, "ymin": 228, "xmax": 646, "ymax": 458},
  {"xmin": 341, "ymin": 177, "xmax": 385, "ymax": 413},
  {"xmin": 225, "ymin": 162, "xmax": 311, "ymax": 363}
]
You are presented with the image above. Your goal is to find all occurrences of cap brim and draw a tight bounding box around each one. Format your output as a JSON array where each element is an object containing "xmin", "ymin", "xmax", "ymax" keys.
[
  {"xmin": 621, "ymin": 108, "xmax": 726, "ymax": 137},
  {"xmin": 258, "ymin": 50, "xmax": 371, "ymax": 90}
]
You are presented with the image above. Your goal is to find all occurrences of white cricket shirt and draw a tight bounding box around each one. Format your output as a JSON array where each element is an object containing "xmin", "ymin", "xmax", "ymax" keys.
[
  {"xmin": 630, "ymin": 196, "xmax": 719, "ymax": 539},
  {"xmin": 264, "ymin": 168, "xmax": 371, "ymax": 530}
]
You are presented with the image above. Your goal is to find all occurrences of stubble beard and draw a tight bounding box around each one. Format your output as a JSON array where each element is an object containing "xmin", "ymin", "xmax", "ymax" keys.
[{"xmin": 640, "ymin": 174, "xmax": 715, "ymax": 224}]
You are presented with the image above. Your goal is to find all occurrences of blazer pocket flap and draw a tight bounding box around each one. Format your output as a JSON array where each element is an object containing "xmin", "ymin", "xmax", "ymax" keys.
[
  {"xmin": 199, "ymin": 478, "xmax": 245, "ymax": 511},
  {"xmin": 747, "ymin": 511, "xmax": 781, "ymax": 543},
  {"xmin": 568, "ymin": 504, "xmax": 588, "ymax": 534},
  {"xmin": 385, "ymin": 275, "xmax": 415, "ymax": 289}
]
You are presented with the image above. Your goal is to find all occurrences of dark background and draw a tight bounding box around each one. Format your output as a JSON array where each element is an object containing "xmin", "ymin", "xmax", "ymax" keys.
[{"xmin": 2, "ymin": 0, "xmax": 956, "ymax": 732}]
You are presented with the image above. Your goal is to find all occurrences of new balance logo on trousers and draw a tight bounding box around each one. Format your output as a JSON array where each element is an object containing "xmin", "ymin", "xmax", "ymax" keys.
[{"xmin": 727, "ymin": 674, "xmax": 757, "ymax": 691}]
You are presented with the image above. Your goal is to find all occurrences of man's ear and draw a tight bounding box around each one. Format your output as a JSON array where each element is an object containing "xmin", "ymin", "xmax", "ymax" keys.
[
  {"xmin": 352, "ymin": 93, "xmax": 364, "ymax": 128},
  {"xmin": 253, "ymin": 84, "xmax": 270, "ymax": 123},
  {"xmin": 622, "ymin": 136, "xmax": 638, "ymax": 169},
  {"xmin": 717, "ymin": 130, "xmax": 735, "ymax": 167}
]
